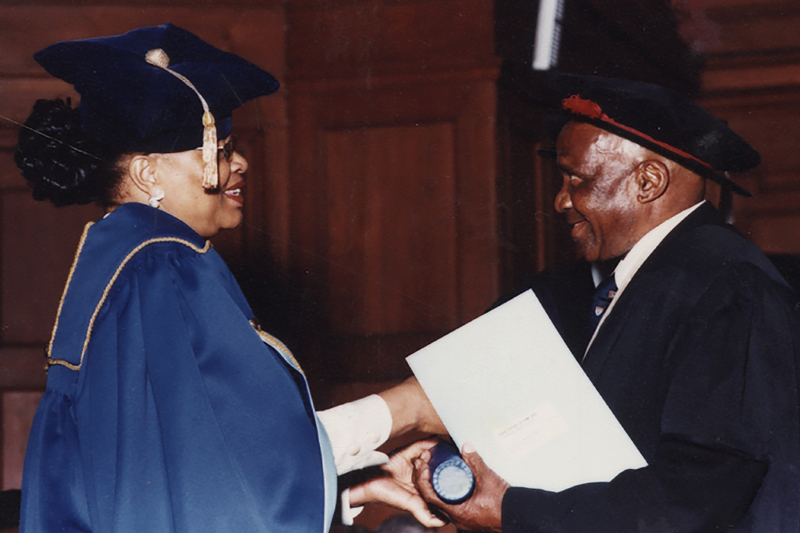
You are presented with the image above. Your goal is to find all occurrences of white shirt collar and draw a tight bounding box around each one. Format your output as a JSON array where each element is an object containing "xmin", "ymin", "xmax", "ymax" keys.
[{"xmin": 585, "ymin": 200, "xmax": 706, "ymax": 355}]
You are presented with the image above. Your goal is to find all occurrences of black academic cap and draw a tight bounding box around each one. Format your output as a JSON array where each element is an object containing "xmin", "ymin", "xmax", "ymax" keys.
[
  {"xmin": 34, "ymin": 23, "xmax": 279, "ymax": 185},
  {"xmin": 545, "ymin": 74, "xmax": 759, "ymax": 197}
]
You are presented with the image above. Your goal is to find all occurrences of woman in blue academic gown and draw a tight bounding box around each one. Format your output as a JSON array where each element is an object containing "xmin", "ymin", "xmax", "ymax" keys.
[{"xmin": 14, "ymin": 24, "xmax": 338, "ymax": 532}]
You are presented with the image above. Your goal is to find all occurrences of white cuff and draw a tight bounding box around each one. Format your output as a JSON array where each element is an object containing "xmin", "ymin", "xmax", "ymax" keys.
[
  {"xmin": 339, "ymin": 488, "xmax": 364, "ymax": 526},
  {"xmin": 317, "ymin": 394, "xmax": 393, "ymax": 475}
]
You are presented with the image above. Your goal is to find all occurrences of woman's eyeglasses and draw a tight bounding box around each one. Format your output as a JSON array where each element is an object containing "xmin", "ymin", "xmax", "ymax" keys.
[
  {"xmin": 196, "ymin": 136, "xmax": 237, "ymax": 162},
  {"xmin": 220, "ymin": 136, "xmax": 237, "ymax": 162}
]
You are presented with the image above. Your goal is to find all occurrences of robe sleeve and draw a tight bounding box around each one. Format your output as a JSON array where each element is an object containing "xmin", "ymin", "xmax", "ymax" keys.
[
  {"xmin": 74, "ymin": 242, "xmax": 327, "ymax": 532},
  {"xmin": 502, "ymin": 263, "xmax": 800, "ymax": 532}
]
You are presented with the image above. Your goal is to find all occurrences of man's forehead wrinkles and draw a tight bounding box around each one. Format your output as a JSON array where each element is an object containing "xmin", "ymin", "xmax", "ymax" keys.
[
  {"xmin": 593, "ymin": 141, "xmax": 617, "ymax": 157},
  {"xmin": 592, "ymin": 131, "xmax": 628, "ymax": 157}
]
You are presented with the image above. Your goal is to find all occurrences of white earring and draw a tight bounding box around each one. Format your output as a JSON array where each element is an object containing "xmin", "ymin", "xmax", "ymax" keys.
[{"xmin": 148, "ymin": 188, "xmax": 165, "ymax": 209}]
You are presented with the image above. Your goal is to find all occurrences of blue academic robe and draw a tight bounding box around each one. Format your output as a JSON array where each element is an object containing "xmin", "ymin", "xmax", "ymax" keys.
[{"xmin": 21, "ymin": 203, "xmax": 337, "ymax": 532}]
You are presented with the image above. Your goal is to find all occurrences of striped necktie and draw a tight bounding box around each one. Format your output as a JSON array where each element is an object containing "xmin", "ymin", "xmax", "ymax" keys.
[{"xmin": 590, "ymin": 275, "xmax": 617, "ymax": 331}]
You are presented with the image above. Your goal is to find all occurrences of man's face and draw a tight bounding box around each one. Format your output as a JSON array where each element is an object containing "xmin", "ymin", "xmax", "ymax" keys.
[{"xmin": 554, "ymin": 122, "xmax": 644, "ymax": 262}]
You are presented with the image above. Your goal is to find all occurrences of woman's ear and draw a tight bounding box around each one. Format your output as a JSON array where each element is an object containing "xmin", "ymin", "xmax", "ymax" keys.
[
  {"xmin": 127, "ymin": 154, "xmax": 159, "ymax": 196},
  {"xmin": 635, "ymin": 159, "xmax": 669, "ymax": 204}
]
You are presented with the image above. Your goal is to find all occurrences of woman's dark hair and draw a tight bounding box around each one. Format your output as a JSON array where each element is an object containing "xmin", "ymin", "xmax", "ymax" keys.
[{"xmin": 14, "ymin": 98, "xmax": 127, "ymax": 207}]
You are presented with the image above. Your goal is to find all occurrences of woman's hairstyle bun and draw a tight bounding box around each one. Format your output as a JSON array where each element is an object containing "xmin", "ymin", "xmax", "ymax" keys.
[{"xmin": 14, "ymin": 98, "xmax": 125, "ymax": 207}]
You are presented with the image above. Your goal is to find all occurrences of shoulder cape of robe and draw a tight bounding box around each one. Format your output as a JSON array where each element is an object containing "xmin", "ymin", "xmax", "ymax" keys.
[{"xmin": 21, "ymin": 203, "xmax": 337, "ymax": 532}]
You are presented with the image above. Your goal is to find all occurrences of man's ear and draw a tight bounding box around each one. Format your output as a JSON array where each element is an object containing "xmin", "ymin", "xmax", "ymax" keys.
[
  {"xmin": 635, "ymin": 160, "xmax": 669, "ymax": 204},
  {"xmin": 127, "ymin": 154, "xmax": 159, "ymax": 196}
]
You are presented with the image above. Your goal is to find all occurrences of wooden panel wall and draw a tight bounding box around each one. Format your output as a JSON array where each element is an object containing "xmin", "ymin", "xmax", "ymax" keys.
[
  {"xmin": 689, "ymin": 0, "xmax": 800, "ymax": 253},
  {"xmin": 325, "ymin": 123, "xmax": 459, "ymax": 335},
  {"xmin": 286, "ymin": 0, "xmax": 501, "ymax": 403}
]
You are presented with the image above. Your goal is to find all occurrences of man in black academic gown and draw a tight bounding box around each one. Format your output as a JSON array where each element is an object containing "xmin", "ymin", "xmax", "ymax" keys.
[{"xmin": 358, "ymin": 75, "xmax": 800, "ymax": 532}]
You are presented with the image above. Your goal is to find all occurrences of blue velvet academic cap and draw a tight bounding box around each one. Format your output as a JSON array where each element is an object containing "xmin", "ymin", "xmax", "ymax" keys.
[
  {"xmin": 545, "ymin": 74, "xmax": 759, "ymax": 197},
  {"xmin": 34, "ymin": 23, "xmax": 279, "ymax": 155}
]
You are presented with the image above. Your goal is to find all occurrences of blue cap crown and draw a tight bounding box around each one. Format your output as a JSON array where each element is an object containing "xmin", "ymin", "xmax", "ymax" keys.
[{"xmin": 34, "ymin": 23, "xmax": 279, "ymax": 160}]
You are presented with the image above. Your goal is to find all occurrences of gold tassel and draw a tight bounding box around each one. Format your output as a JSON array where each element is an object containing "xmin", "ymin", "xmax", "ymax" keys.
[
  {"xmin": 202, "ymin": 111, "xmax": 218, "ymax": 189},
  {"xmin": 146, "ymin": 48, "xmax": 219, "ymax": 190}
]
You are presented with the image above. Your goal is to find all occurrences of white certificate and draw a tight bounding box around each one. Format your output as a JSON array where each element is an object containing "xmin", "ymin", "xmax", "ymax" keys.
[{"xmin": 406, "ymin": 290, "xmax": 647, "ymax": 492}]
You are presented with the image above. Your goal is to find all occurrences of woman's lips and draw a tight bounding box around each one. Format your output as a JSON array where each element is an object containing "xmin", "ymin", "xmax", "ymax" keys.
[{"xmin": 223, "ymin": 182, "xmax": 244, "ymax": 205}]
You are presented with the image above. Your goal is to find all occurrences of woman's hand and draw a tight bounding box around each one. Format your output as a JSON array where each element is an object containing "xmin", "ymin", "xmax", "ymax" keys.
[
  {"xmin": 348, "ymin": 438, "xmax": 446, "ymax": 528},
  {"xmin": 413, "ymin": 442, "xmax": 510, "ymax": 532}
]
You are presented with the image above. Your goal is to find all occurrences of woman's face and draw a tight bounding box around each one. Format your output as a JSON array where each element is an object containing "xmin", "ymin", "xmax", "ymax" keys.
[{"xmin": 154, "ymin": 137, "xmax": 248, "ymax": 238}]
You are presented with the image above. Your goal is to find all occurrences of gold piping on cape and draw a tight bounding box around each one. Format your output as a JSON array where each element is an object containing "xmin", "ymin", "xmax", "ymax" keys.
[
  {"xmin": 250, "ymin": 319, "xmax": 305, "ymax": 376},
  {"xmin": 47, "ymin": 221, "xmax": 93, "ymax": 368},
  {"xmin": 47, "ymin": 227, "xmax": 211, "ymax": 371}
]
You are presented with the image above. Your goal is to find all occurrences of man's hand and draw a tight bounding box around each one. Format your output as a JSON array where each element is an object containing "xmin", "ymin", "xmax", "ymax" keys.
[
  {"xmin": 348, "ymin": 438, "xmax": 446, "ymax": 528},
  {"xmin": 413, "ymin": 442, "xmax": 510, "ymax": 532}
]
